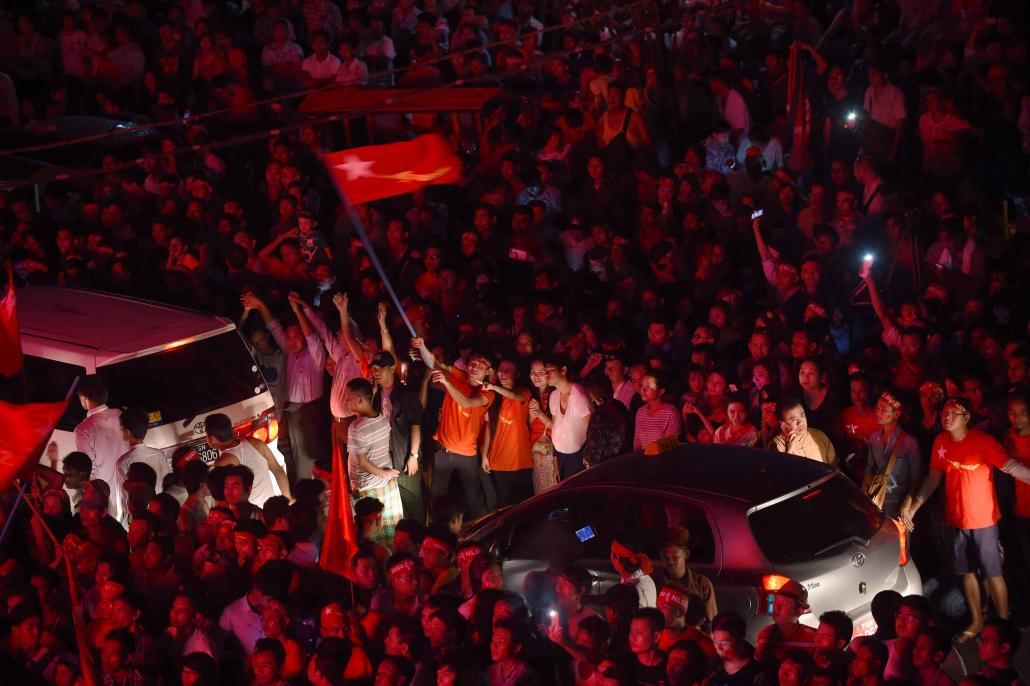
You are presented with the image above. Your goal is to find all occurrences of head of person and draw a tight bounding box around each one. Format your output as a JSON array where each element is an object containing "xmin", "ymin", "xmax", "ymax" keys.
[
  {"xmin": 941, "ymin": 397, "xmax": 973, "ymax": 435},
  {"xmin": 779, "ymin": 649, "xmax": 816, "ymax": 686},
  {"xmin": 667, "ymin": 640, "xmax": 707, "ymax": 686},
  {"xmin": 252, "ymin": 637, "xmax": 286, "ymax": 686},
  {"xmin": 912, "ymin": 626, "xmax": 952, "ymax": 670},
  {"xmin": 204, "ymin": 413, "xmax": 235, "ymax": 449},
  {"xmin": 850, "ymin": 637, "xmax": 888, "ymax": 680},
  {"xmin": 181, "ymin": 651, "xmax": 217, "ymax": 686},
  {"xmin": 639, "ymin": 370, "xmax": 668, "ymax": 406},
  {"xmin": 629, "ymin": 608, "xmax": 664, "ymax": 656},
  {"xmin": 798, "ymin": 357, "xmax": 825, "ymax": 392},
  {"xmin": 657, "ymin": 587, "xmax": 690, "ymax": 630},
  {"xmin": 77, "ymin": 374, "xmax": 109, "ymax": 410},
  {"xmin": 773, "ymin": 579, "xmax": 810, "ymax": 627},
  {"xmin": 712, "ymin": 611, "xmax": 748, "ymax": 661},
  {"xmin": 420, "ymin": 527, "xmax": 456, "ymax": 571},
  {"xmin": 375, "ymin": 655, "xmax": 415, "ymax": 686},
  {"xmin": 370, "ymin": 350, "xmax": 397, "ymax": 387},
  {"xmin": 7, "ymin": 601, "xmax": 43, "ymax": 652},
  {"xmin": 101, "ymin": 628, "xmax": 134, "ymax": 676},
  {"xmin": 894, "ymin": 595, "xmax": 931, "ymax": 640},
  {"xmin": 490, "ymin": 618, "xmax": 529, "ymax": 663},
  {"xmin": 344, "ymin": 378, "xmax": 375, "ymax": 416},
  {"xmin": 778, "ymin": 397, "xmax": 808, "ymax": 438},
  {"xmin": 871, "ymin": 391, "xmax": 901, "ymax": 427},
  {"xmin": 223, "ymin": 465, "xmax": 255, "ymax": 506},
  {"xmin": 815, "ymin": 610, "xmax": 853, "ymax": 656},
  {"xmin": 62, "ymin": 451, "xmax": 92, "ymax": 490},
  {"xmin": 387, "ymin": 553, "xmax": 419, "ymax": 598},
  {"xmin": 977, "ymin": 617, "xmax": 1020, "ymax": 666},
  {"xmin": 555, "ymin": 564, "xmax": 590, "ymax": 611}
]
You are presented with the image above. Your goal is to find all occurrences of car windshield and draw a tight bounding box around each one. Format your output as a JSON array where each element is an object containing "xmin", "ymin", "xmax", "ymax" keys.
[
  {"xmin": 748, "ymin": 474, "xmax": 884, "ymax": 564},
  {"xmin": 102, "ymin": 331, "xmax": 266, "ymax": 426}
]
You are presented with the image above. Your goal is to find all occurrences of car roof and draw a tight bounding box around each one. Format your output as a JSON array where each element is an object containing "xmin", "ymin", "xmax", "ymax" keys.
[
  {"xmin": 558, "ymin": 444, "xmax": 834, "ymax": 506},
  {"xmin": 17, "ymin": 287, "xmax": 232, "ymax": 362}
]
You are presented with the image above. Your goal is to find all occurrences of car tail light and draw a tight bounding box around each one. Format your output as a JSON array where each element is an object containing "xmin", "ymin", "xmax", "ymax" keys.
[
  {"xmin": 758, "ymin": 574, "xmax": 793, "ymax": 615},
  {"xmin": 234, "ymin": 413, "xmax": 279, "ymax": 444},
  {"xmin": 251, "ymin": 418, "xmax": 279, "ymax": 443},
  {"xmin": 762, "ymin": 574, "xmax": 791, "ymax": 591},
  {"xmin": 891, "ymin": 518, "xmax": 909, "ymax": 566}
]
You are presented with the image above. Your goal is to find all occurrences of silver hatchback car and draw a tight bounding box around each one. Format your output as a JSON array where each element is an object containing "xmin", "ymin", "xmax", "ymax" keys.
[{"xmin": 463, "ymin": 445, "xmax": 921, "ymax": 640}]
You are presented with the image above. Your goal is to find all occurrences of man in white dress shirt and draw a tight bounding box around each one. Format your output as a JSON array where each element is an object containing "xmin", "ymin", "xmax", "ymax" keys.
[
  {"xmin": 241, "ymin": 293, "xmax": 329, "ymax": 483},
  {"xmin": 115, "ymin": 406, "xmax": 170, "ymax": 523},
  {"xmin": 74, "ymin": 375, "xmax": 130, "ymax": 507}
]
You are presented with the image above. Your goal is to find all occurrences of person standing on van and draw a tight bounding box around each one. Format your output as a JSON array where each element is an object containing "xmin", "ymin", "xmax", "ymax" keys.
[
  {"xmin": 74, "ymin": 374, "xmax": 130, "ymax": 503},
  {"xmin": 206, "ymin": 412, "xmax": 291, "ymax": 507},
  {"xmin": 241, "ymin": 292, "xmax": 329, "ymax": 484},
  {"xmin": 413, "ymin": 337, "xmax": 493, "ymax": 520},
  {"xmin": 115, "ymin": 406, "xmax": 170, "ymax": 524}
]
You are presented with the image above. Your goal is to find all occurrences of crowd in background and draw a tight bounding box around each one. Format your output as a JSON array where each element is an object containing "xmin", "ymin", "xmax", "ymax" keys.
[{"xmin": 1, "ymin": 0, "xmax": 1030, "ymax": 684}]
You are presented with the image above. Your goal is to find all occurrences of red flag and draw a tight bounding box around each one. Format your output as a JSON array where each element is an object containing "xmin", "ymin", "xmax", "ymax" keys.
[
  {"xmin": 0, "ymin": 399, "xmax": 68, "ymax": 490},
  {"xmin": 0, "ymin": 265, "xmax": 22, "ymax": 377},
  {"xmin": 787, "ymin": 42, "xmax": 812, "ymax": 173},
  {"xmin": 63, "ymin": 555, "xmax": 99, "ymax": 686},
  {"xmin": 320, "ymin": 435, "xmax": 359, "ymax": 577},
  {"xmin": 322, "ymin": 133, "xmax": 462, "ymax": 205}
]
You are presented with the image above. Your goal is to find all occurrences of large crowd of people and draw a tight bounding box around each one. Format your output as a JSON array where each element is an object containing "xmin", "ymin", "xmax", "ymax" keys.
[{"xmin": 1, "ymin": 0, "xmax": 1030, "ymax": 684}]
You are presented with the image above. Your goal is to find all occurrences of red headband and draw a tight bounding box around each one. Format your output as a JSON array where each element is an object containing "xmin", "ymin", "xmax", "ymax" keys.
[
  {"xmin": 457, "ymin": 547, "xmax": 481, "ymax": 565},
  {"xmin": 879, "ymin": 392, "xmax": 901, "ymax": 409},
  {"xmin": 389, "ymin": 558, "xmax": 417, "ymax": 577},
  {"xmin": 658, "ymin": 587, "xmax": 689, "ymax": 612}
]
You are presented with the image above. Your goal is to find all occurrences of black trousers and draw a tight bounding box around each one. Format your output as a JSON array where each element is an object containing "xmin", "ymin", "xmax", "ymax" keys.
[
  {"xmin": 555, "ymin": 449, "xmax": 585, "ymax": 481},
  {"xmin": 492, "ymin": 469, "xmax": 534, "ymax": 507},
  {"xmin": 432, "ymin": 449, "xmax": 487, "ymax": 519},
  {"xmin": 283, "ymin": 398, "xmax": 330, "ymax": 484}
]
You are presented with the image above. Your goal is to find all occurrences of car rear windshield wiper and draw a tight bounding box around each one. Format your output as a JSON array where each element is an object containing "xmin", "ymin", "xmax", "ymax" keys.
[{"xmin": 813, "ymin": 535, "xmax": 870, "ymax": 558}]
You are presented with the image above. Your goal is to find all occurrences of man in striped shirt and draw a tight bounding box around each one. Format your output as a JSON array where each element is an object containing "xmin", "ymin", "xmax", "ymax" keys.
[{"xmin": 345, "ymin": 378, "xmax": 402, "ymax": 542}]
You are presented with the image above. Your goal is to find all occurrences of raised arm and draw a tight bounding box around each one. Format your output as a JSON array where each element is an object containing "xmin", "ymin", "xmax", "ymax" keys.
[
  {"xmin": 862, "ymin": 271, "xmax": 895, "ymax": 333},
  {"xmin": 240, "ymin": 292, "xmax": 286, "ymax": 351},
  {"xmin": 481, "ymin": 383, "xmax": 529, "ymax": 403},
  {"xmin": 412, "ymin": 338, "xmax": 449, "ymax": 374},
  {"xmin": 288, "ymin": 292, "xmax": 315, "ymax": 339},
  {"xmin": 377, "ymin": 302, "xmax": 396, "ymax": 358},
  {"xmin": 431, "ymin": 369, "xmax": 490, "ymax": 409},
  {"xmin": 248, "ymin": 437, "xmax": 291, "ymax": 500},
  {"xmin": 752, "ymin": 217, "xmax": 774, "ymax": 264},
  {"xmin": 333, "ymin": 292, "xmax": 366, "ymax": 363},
  {"xmin": 259, "ymin": 228, "xmax": 298, "ymax": 261}
]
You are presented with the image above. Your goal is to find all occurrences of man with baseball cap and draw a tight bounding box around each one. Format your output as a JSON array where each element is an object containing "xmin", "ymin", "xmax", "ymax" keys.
[
  {"xmin": 370, "ymin": 347, "xmax": 425, "ymax": 522},
  {"xmin": 902, "ymin": 396, "xmax": 1030, "ymax": 642},
  {"xmin": 755, "ymin": 579, "xmax": 816, "ymax": 664},
  {"xmin": 863, "ymin": 391, "xmax": 923, "ymax": 518}
]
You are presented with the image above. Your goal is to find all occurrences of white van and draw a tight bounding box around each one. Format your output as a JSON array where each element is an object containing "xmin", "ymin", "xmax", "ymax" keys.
[{"xmin": 2, "ymin": 287, "xmax": 282, "ymax": 470}]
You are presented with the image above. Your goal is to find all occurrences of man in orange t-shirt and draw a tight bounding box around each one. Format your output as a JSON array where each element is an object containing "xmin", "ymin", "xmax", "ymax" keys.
[
  {"xmin": 903, "ymin": 397, "xmax": 1030, "ymax": 642},
  {"xmin": 415, "ymin": 338, "xmax": 494, "ymax": 519}
]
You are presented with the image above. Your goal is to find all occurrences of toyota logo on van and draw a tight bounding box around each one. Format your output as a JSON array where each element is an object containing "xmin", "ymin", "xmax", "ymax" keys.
[
  {"xmin": 193, "ymin": 422, "xmax": 206, "ymax": 435},
  {"xmin": 852, "ymin": 553, "xmax": 866, "ymax": 567}
]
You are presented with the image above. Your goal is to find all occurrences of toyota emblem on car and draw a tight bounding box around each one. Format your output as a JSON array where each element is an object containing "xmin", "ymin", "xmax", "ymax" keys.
[{"xmin": 852, "ymin": 553, "xmax": 866, "ymax": 567}]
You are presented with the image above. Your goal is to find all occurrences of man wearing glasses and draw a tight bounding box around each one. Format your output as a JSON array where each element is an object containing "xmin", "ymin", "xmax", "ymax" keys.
[{"xmin": 901, "ymin": 397, "xmax": 1030, "ymax": 643}]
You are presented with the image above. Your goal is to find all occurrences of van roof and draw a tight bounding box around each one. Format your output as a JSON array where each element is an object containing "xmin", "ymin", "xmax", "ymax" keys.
[{"xmin": 17, "ymin": 287, "xmax": 233, "ymax": 363}]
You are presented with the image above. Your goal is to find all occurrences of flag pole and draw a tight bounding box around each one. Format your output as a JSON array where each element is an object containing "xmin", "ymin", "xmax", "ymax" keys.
[
  {"xmin": 18, "ymin": 481, "xmax": 99, "ymax": 686},
  {"xmin": 0, "ymin": 480, "xmax": 27, "ymax": 549}
]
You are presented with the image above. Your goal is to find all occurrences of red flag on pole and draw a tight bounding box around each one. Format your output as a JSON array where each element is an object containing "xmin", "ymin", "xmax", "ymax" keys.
[
  {"xmin": 63, "ymin": 554, "xmax": 99, "ymax": 686},
  {"xmin": 322, "ymin": 133, "xmax": 462, "ymax": 205},
  {"xmin": 0, "ymin": 399, "xmax": 68, "ymax": 490},
  {"xmin": 0, "ymin": 265, "xmax": 23, "ymax": 377},
  {"xmin": 320, "ymin": 436, "xmax": 359, "ymax": 578},
  {"xmin": 787, "ymin": 42, "xmax": 812, "ymax": 173}
]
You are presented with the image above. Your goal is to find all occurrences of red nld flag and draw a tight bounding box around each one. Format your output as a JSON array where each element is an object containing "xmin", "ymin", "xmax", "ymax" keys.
[
  {"xmin": 320, "ymin": 436, "xmax": 359, "ymax": 578},
  {"xmin": 322, "ymin": 133, "xmax": 462, "ymax": 205},
  {"xmin": 63, "ymin": 555, "xmax": 100, "ymax": 686},
  {"xmin": 786, "ymin": 42, "xmax": 812, "ymax": 173},
  {"xmin": 0, "ymin": 265, "xmax": 22, "ymax": 377},
  {"xmin": 0, "ymin": 399, "xmax": 68, "ymax": 490}
]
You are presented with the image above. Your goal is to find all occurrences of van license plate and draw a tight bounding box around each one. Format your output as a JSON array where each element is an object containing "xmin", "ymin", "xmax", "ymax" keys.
[{"xmin": 194, "ymin": 442, "xmax": 220, "ymax": 464}]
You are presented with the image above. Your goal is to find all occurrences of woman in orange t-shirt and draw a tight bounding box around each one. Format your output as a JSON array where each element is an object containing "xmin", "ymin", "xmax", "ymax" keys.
[{"xmin": 482, "ymin": 359, "xmax": 534, "ymax": 506}]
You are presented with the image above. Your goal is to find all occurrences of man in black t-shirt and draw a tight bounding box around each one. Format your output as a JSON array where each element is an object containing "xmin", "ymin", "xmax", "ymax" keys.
[
  {"xmin": 371, "ymin": 350, "xmax": 425, "ymax": 522},
  {"xmin": 625, "ymin": 608, "xmax": 667, "ymax": 686},
  {"xmin": 708, "ymin": 612, "xmax": 767, "ymax": 686}
]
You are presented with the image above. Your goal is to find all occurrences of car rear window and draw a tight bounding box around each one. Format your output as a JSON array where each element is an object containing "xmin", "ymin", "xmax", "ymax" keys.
[
  {"xmin": 748, "ymin": 474, "xmax": 884, "ymax": 564},
  {"xmin": 102, "ymin": 331, "xmax": 266, "ymax": 426}
]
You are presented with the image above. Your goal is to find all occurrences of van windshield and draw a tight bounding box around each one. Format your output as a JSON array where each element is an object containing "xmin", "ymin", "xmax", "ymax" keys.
[
  {"xmin": 103, "ymin": 331, "xmax": 266, "ymax": 426},
  {"xmin": 748, "ymin": 474, "xmax": 884, "ymax": 564}
]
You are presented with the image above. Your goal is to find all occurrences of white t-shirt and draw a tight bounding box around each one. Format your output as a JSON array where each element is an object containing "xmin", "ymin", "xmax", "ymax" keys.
[
  {"xmin": 222, "ymin": 440, "xmax": 276, "ymax": 507},
  {"xmin": 918, "ymin": 112, "xmax": 970, "ymax": 175},
  {"xmin": 301, "ymin": 53, "xmax": 341, "ymax": 80},
  {"xmin": 549, "ymin": 384, "xmax": 592, "ymax": 454},
  {"xmin": 718, "ymin": 88, "xmax": 751, "ymax": 133},
  {"xmin": 864, "ymin": 84, "xmax": 906, "ymax": 129}
]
